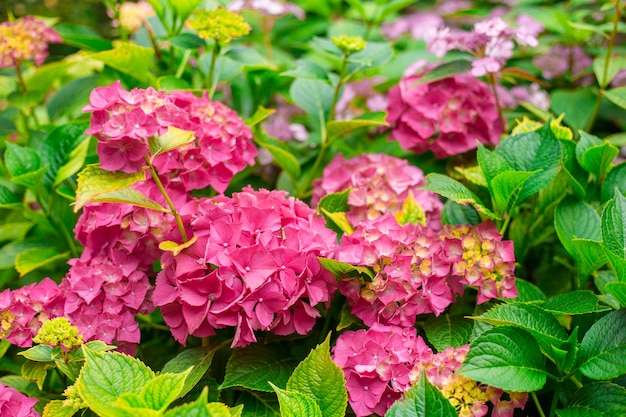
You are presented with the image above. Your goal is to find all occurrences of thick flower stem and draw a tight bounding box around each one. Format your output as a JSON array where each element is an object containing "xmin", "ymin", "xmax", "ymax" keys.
[
  {"xmin": 531, "ymin": 392, "xmax": 547, "ymax": 417},
  {"xmin": 207, "ymin": 41, "xmax": 220, "ymax": 99},
  {"xmin": 15, "ymin": 63, "xmax": 27, "ymax": 93},
  {"xmin": 548, "ymin": 382, "xmax": 561, "ymax": 417},
  {"xmin": 144, "ymin": 154, "xmax": 189, "ymax": 243}
]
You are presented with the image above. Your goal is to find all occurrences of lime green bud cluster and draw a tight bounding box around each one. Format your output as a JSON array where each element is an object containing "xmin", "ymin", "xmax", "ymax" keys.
[
  {"xmin": 331, "ymin": 35, "xmax": 366, "ymax": 53},
  {"xmin": 33, "ymin": 317, "xmax": 83, "ymax": 350},
  {"xmin": 62, "ymin": 385, "xmax": 86, "ymax": 410},
  {"xmin": 188, "ymin": 8, "xmax": 251, "ymax": 43}
]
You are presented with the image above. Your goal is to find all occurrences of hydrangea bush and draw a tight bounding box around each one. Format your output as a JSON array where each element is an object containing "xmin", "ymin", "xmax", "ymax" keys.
[{"xmin": 1, "ymin": 1, "xmax": 626, "ymax": 417}]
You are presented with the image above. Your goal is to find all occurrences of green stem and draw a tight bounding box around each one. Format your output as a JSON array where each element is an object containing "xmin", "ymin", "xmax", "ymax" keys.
[
  {"xmin": 145, "ymin": 22, "xmax": 163, "ymax": 62},
  {"xmin": 144, "ymin": 154, "xmax": 189, "ymax": 243},
  {"xmin": 14, "ymin": 63, "xmax": 27, "ymax": 93},
  {"xmin": 207, "ymin": 41, "xmax": 220, "ymax": 99},
  {"xmin": 548, "ymin": 382, "xmax": 561, "ymax": 417},
  {"xmin": 487, "ymin": 72, "xmax": 505, "ymax": 130},
  {"xmin": 531, "ymin": 392, "xmax": 547, "ymax": 417},
  {"xmin": 328, "ymin": 53, "xmax": 348, "ymax": 123},
  {"xmin": 175, "ymin": 49, "xmax": 192, "ymax": 78},
  {"xmin": 499, "ymin": 212, "xmax": 512, "ymax": 236}
]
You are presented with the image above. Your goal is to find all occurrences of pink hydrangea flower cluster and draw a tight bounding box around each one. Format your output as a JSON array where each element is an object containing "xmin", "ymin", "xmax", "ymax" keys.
[
  {"xmin": 497, "ymin": 83, "xmax": 550, "ymax": 111},
  {"xmin": 334, "ymin": 77, "xmax": 388, "ymax": 120},
  {"xmin": 0, "ymin": 16, "xmax": 61, "ymax": 68},
  {"xmin": 335, "ymin": 216, "xmax": 517, "ymax": 327},
  {"xmin": 424, "ymin": 15, "xmax": 544, "ymax": 77},
  {"xmin": 532, "ymin": 44, "xmax": 594, "ymax": 86},
  {"xmin": 0, "ymin": 382, "xmax": 40, "ymax": 417},
  {"xmin": 311, "ymin": 153, "xmax": 443, "ymax": 229},
  {"xmin": 386, "ymin": 65, "xmax": 503, "ymax": 158},
  {"xmin": 59, "ymin": 182, "xmax": 181, "ymax": 353},
  {"xmin": 0, "ymin": 278, "xmax": 64, "ymax": 347},
  {"xmin": 153, "ymin": 187, "xmax": 338, "ymax": 348},
  {"xmin": 334, "ymin": 327, "xmax": 528, "ymax": 417},
  {"xmin": 83, "ymin": 81, "xmax": 257, "ymax": 192},
  {"xmin": 228, "ymin": 0, "xmax": 305, "ymax": 19}
]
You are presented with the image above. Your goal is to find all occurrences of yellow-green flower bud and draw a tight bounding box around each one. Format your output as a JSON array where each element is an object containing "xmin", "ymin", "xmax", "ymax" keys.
[
  {"xmin": 33, "ymin": 317, "xmax": 83, "ymax": 351},
  {"xmin": 331, "ymin": 35, "xmax": 366, "ymax": 54},
  {"xmin": 188, "ymin": 8, "xmax": 251, "ymax": 43}
]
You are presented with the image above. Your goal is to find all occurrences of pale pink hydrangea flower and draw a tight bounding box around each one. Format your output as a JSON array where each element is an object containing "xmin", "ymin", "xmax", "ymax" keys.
[
  {"xmin": 153, "ymin": 187, "xmax": 337, "ymax": 348},
  {"xmin": 0, "ymin": 278, "xmax": 64, "ymax": 347},
  {"xmin": 532, "ymin": 44, "xmax": 594, "ymax": 86},
  {"xmin": 117, "ymin": 1, "xmax": 156, "ymax": 33},
  {"xmin": 311, "ymin": 153, "xmax": 442, "ymax": 229},
  {"xmin": 382, "ymin": 12, "xmax": 444, "ymax": 40},
  {"xmin": 497, "ymin": 83, "xmax": 550, "ymax": 111},
  {"xmin": 0, "ymin": 16, "xmax": 61, "ymax": 68},
  {"xmin": 262, "ymin": 96, "xmax": 308, "ymax": 142},
  {"xmin": 334, "ymin": 77, "xmax": 388, "ymax": 121},
  {"xmin": 0, "ymin": 382, "xmax": 40, "ymax": 417},
  {"xmin": 386, "ymin": 64, "xmax": 503, "ymax": 158},
  {"xmin": 228, "ymin": 0, "xmax": 305, "ymax": 19},
  {"xmin": 83, "ymin": 81, "xmax": 257, "ymax": 192}
]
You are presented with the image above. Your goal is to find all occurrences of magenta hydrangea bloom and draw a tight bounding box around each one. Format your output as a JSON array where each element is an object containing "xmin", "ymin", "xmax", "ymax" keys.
[
  {"xmin": 0, "ymin": 382, "xmax": 40, "ymax": 417},
  {"xmin": 0, "ymin": 16, "xmax": 61, "ymax": 68},
  {"xmin": 386, "ymin": 66, "xmax": 503, "ymax": 158},
  {"xmin": 153, "ymin": 187, "xmax": 337, "ymax": 348},
  {"xmin": 335, "ymin": 216, "xmax": 517, "ymax": 327},
  {"xmin": 0, "ymin": 278, "xmax": 64, "ymax": 347},
  {"xmin": 311, "ymin": 153, "xmax": 442, "ymax": 229},
  {"xmin": 83, "ymin": 82, "xmax": 257, "ymax": 192}
]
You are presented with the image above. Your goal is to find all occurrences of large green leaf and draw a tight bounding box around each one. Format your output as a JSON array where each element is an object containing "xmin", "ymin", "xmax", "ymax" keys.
[
  {"xmin": 271, "ymin": 384, "xmax": 323, "ymax": 417},
  {"xmin": 346, "ymin": 41, "xmax": 394, "ymax": 75},
  {"xmin": 254, "ymin": 136, "xmax": 301, "ymax": 181},
  {"xmin": 495, "ymin": 123, "xmax": 562, "ymax": 202},
  {"xmin": 15, "ymin": 248, "xmax": 69, "ymax": 277},
  {"xmin": 90, "ymin": 42, "xmax": 155, "ymax": 84},
  {"xmin": 164, "ymin": 388, "xmax": 232, "ymax": 417},
  {"xmin": 476, "ymin": 142, "xmax": 511, "ymax": 196},
  {"xmin": 423, "ymin": 314, "xmax": 473, "ymax": 351},
  {"xmin": 555, "ymin": 198, "xmax": 601, "ymax": 257},
  {"xmin": 54, "ymin": 23, "xmax": 113, "ymax": 51},
  {"xmin": 281, "ymin": 60, "xmax": 330, "ymax": 81},
  {"xmin": 47, "ymin": 76, "xmax": 99, "ymax": 120},
  {"xmin": 541, "ymin": 291, "xmax": 608, "ymax": 315},
  {"xmin": 592, "ymin": 54, "xmax": 626, "ymax": 88},
  {"xmin": 571, "ymin": 239, "xmax": 608, "ymax": 282},
  {"xmin": 605, "ymin": 282, "xmax": 626, "ymax": 307},
  {"xmin": 39, "ymin": 122, "xmax": 90, "ymax": 187},
  {"xmin": 423, "ymin": 173, "xmax": 497, "ymax": 219},
  {"xmin": 602, "ymin": 162, "xmax": 626, "ymax": 203},
  {"xmin": 289, "ymin": 79, "xmax": 334, "ymax": 128},
  {"xmin": 604, "ymin": 87, "xmax": 626, "ymax": 111},
  {"xmin": 236, "ymin": 391, "xmax": 279, "ymax": 417},
  {"xmin": 148, "ymin": 127, "xmax": 195, "ymax": 161},
  {"xmin": 327, "ymin": 112, "xmax": 388, "ymax": 138},
  {"xmin": 384, "ymin": 372, "xmax": 457, "ymax": 417},
  {"xmin": 490, "ymin": 170, "xmax": 537, "ymax": 215},
  {"xmin": 318, "ymin": 257, "xmax": 374, "ymax": 281},
  {"xmin": 4, "ymin": 143, "xmax": 42, "ymax": 178},
  {"xmin": 286, "ymin": 334, "xmax": 347, "ymax": 417},
  {"xmin": 74, "ymin": 165, "xmax": 146, "ymax": 211},
  {"xmin": 577, "ymin": 310, "xmax": 626, "ymax": 380},
  {"xmin": 441, "ymin": 200, "xmax": 480, "ymax": 226},
  {"xmin": 602, "ymin": 191, "xmax": 626, "ymax": 260},
  {"xmin": 550, "ymin": 88, "xmax": 596, "ymax": 131},
  {"xmin": 412, "ymin": 60, "xmax": 472, "ymax": 85},
  {"xmin": 576, "ymin": 131, "xmax": 618, "ymax": 179},
  {"xmin": 220, "ymin": 345, "xmax": 298, "ymax": 392},
  {"xmin": 115, "ymin": 370, "xmax": 189, "ymax": 412},
  {"xmin": 459, "ymin": 327, "xmax": 548, "ymax": 392},
  {"xmin": 557, "ymin": 383, "xmax": 626, "ymax": 417},
  {"xmin": 161, "ymin": 345, "xmax": 222, "ymax": 399}
]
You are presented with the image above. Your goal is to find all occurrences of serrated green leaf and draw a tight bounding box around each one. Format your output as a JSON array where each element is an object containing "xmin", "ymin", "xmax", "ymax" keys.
[
  {"xmin": 11, "ymin": 165, "xmax": 50, "ymax": 189},
  {"xmin": 551, "ymin": 88, "xmax": 596, "ymax": 131},
  {"xmin": 542, "ymin": 291, "xmax": 608, "ymax": 315},
  {"xmin": 47, "ymin": 76, "xmax": 99, "ymax": 120},
  {"xmin": 54, "ymin": 137, "xmax": 90, "ymax": 187},
  {"xmin": 558, "ymin": 382, "xmax": 626, "ymax": 417},
  {"xmin": 454, "ymin": 165, "xmax": 487, "ymax": 188},
  {"xmin": 441, "ymin": 200, "xmax": 480, "ymax": 226},
  {"xmin": 327, "ymin": 112, "xmax": 388, "ymax": 138},
  {"xmin": 0, "ymin": 184, "xmax": 19, "ymax": 207},
  {"xmin": 347, "ymin": 41, "xmax": 393, "ymax": 75},
  {"xmin": 4, "ymin": 142, "xmax": 42, "ymax": 178},
  {"xmin": 42, "ymin": 399, "xmax": 80, "ymax": 417},
  {"xmin": 15, "ymin": 248, "xmax": 69, "ymax": 277},
  {"xmin": 476, "ymin": 142, "xmax": 511, "ymax": 194},
  {"xmin": 290, "ymin": 79, "xmax": 333, "ymax": 128},
  {"xmin": 602, "ymin": 162, "xmax": 626, "ymax": 203},
  {"xmin": 90, "ymin": 42, "xmax": 155, "ymax": 84},
  {"xmin": 423, "ymin": 314, "xmax": 473, "ymax": 351},
  {"xmin": 220, "ymin": 345, "xmax": 298, "ymax": 392},
  {"xmin": 74, "ymin": 165, "xmax": 147, "ymax": 212},
  {"xmin": 555, "ymin": 198, "xmax": 602, "ymax": 258},
  {"xmin": 19, "ymin": 345, "xmax": 54, "ymax": 362},
  {"xmin": 578, "ymin": 310, "xmax": 626, "ymax": 380},
  {"xmin": 318, "ymin": 257, "xmax": 374, "ymax": 281},
  {"xmin": 164, "ymin": 388, "xmax": 232, "ymax": 417},
  {"xmin": 286, "ymin": 334, "xmax": 347, "ymax": 417},
  {"xmin": 581, "ymin": 143, "xmax": 619, "ymax": 179},
  {"xmin": 605, "ymin": 283, "xmax": 626, "ymax": 307},
  {"xmin": 236, "ymin": 391, "xmax": 279, "ymax": 417},
  {"xmin": 0, "ymin": 222, "xmax": 33, "ymax": 243},
  {"xmin": 75, "ymin": 348, "xmax": 155, "ymax": 417},
  {"xmin": 602, "ymin": 191, "xmax": 626, "ymax": 259},
  {"xmin": 83, "ymin": 188, "xmax": 169, "ymax": 213},
  {"xmin": 473, "ymin": 303, "xmax": 568, "ymax": 353},
  {"xmin": 169, "ymin": 32, "xmax": 205, "ymax": 50},
  {"xmin": 55, "ymin": 23, "xmax": 113, "ymax": 51},
  {"xmin": 117, "ymin": 369, "xmax": 189, "ymax": 412},
  {"xmin": 604, "ymin": 87, "xmax": 626, "ymax": 111},
  {"xmin": 593, "ymin": 55, "xmax": 626, "ymax": 88},
  {"xmin": 491, "ymin": 170, "xmax": 537, "ymax": 214},
  {"xmin": 161, "ymin": 344, "xmax": 223, "ymax": 399},
  {"xmin": 317, "ymin": 189, "xmax": 350, "ymax": 214},
  {"xmin": 459, "ymin": 326, "xmax": 548, "ymax": 391},
  {"xmin": 281, "ymin": 60, "xmax": 329, "ymax": 81},
  {"xmin": 319, "ymin": 208, "xmax": 354, "ymax": 236},
  {"xmin": 271, "ymin": 384, "xmax": 323, "ymax": 417},
  {"xmin": 411, "ymin": 60, "xmax": 472, "ymax": 85},
  {"xmin": 148, "ymin": 127, "xmax": 195, "ymax": 160},
  {"xmin": 255, "ymin": 136, "xmax": 301, "ymax": 180},
  {"xmin": 423, "ymin": 173, "xmax": 497, "ymax": 219},
  {"xmin": 395, "ymin": 190, "xmax": 426, "ymax": 226},
  {"xmin": 572, "ymin": 239, "xmax": 608, "ymax": 281},
  {"xmin": 384, "ymin": 372, "xmax": 457, "ymax": 417},
  {"xmin": 39, "ymin": 122, "xmax": 90, "ymax": 187},
  {"xmin": 22, "ymin": 360, "xmax": 54, "ymax": 390}
]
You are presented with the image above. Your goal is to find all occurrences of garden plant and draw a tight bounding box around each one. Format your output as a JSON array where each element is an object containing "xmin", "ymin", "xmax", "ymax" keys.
[{"xmin": 1, "ymin": 0, "xmax": 626, "ymax": 416}]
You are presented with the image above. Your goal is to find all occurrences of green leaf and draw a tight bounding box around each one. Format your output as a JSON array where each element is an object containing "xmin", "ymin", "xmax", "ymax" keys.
[
  {"xmin": 394, "ymin": 190, "xmax": 426, "ymax": 226},
  {"xmin": 74, "ymin": 165, "xmax": 146, "ymax": 212},
  {"xmin": 495, "ymin": 123, "xmax": 562, "ymax": 202},
  {"xmin": 289, "ymin": 79, "xmax": 334, "ymax": 128},
  {"xmin": 18, "ymin": 345, "xmax": 53, "ymax": 362},
  {"xmin": 54, "ymin": 23, "xmax": 113, "ymax": 51},
  {"xmin": 0, "ymin": 184, "xmax": 19, "ymax": 207},
  {"xmin": 161, "ymin": 344, "xmax": 222, "ymax": 399},
  {"xmin": 412, "ymin": 60, "xmax": 473, "ymax": 85},
  {"xmin": 602, "ymin": 162, "xmax": 626, "ymax": 203},
  {"xmin": 542, "ymin": 291, "xmax": 608, "ymax": 315},
  {"xmin": 555, "ymin": 198, "xmax": 602, "ymax": 259},
  {"xmin": 38, "ymin": 122, "xmax": 90, "ymax": 187},
  {"xmin": 271, "ymin": 384, "xmax": 323, "ymax": 417},
  {"xmin": 164, "ymin": 388, "xmax": 232, "ymax": 417},
  {"xmin": 220, "ymin": 345, "xmax": 298, "ymax": 392},
  {"xmin": 169, "ymin": 33, "xmax": 205, "ymax": 50},
  {"xmin": 577, "ymin": 310, "xmax": 626, "ymax": 380},
  {"xmin": 116, "ymin": 369, "xmax": 190, "ymax": 412},
  {"xmin": 476, "ymin": 142, "xmax": 511, "ymax": 193},
  {"xmin": 317, "ymin": 189, "xmax": 350, "ymax": 214},
  {"xmin": 441, "ymin": 200, "xmax": 480, "ymax": 226},
  {"xmin": 169, "ymin": 0, "xmax": 202, "ymax": 22},
  {"xmin": 551, "ymin": 88, "xmax": 596, "ymax": 131},
  {"xmin": 4, "ymin": 143, "xmax": 42, "ymax": 178},
  {"xmin": 327, "ymin": 112, "xmax": 388, "ymax": 138},
  {"xmin": 318, "ymin": 257, "xmax": 374, "ymax": 281},
  {"xmin": 0, "ymin": 222, "xmax": 33, "ymax": 244},
  {"xmin": 459, "ymin": 326, "xmax": 548, "ymax": 392},
  {"xmin": 281, "ymin": 60, "xmax": 329, "ymax": 81},
  {"xmin": 601, "ymin": 191, "xmax": 626, "ymax": 259},
  {"xmin": 286, "ymin": 334, "xmax": 348, "ymax": 417},
  {"xmin": 423, "ymin": 173, "xmax": 497, "ymax": 219},
  {"xmin": 423, "ymin": 314, "xmax": 473, "ymax": 351},
  {"xmin": 473, "ymin": 303, "xmax": 568, "ymax": 353},
  {"xmin": 47, "ymin": 76, "xmax": 99, "ymax": 120},
  {"xmin": 347, "ymin": 41, "xmax": 394, "ymax": 75},
  {"xmin": 576, "ymin": 131, "xmax": 619, "ymax": 179},
  {"xmin": 11, "ymin": 165, "xmax": 50, "ymax": 189},
  {"xmin": 558, "ymin": 382, "xmax": 626, "ymax": 417},
  {"xmin": 604, "ymin": 87, "xmax": 626, "ymax": 111},
  {"xmin": 245, "ymin": 106, "xmax": 275, "ymax": 127},
  {"xmin": 592, "ymin": 54, "xmax": 626, "ymax": 88},
  {"xmin": 15, "ymin": 248, "xmax": 69, "ymax": 277},
  {"xmin": 86, "ymin": 188, "xmax": 169, "ymax": 213},
  {"xmin": 75, "ymin": 347, "xmax": 155, "ymax": 417},
  {"xmin": 605, "ymin": 282, "xmax": 626, "ymax": 307},
  {"xmin": 255, "ymin": 136, "xmax": 301, "ymax": 180},
  {"xmin": 148, "ymin": 126, "xmax": 195, "ymax": 160},
  {"xmin": 236, "ymin": 391, "xmax": 279, "ymax": 417},
  {"xmin": 319, "ymin": 208, "xmax": 354, "ymax": 236},
  {"xmin": 507, "ymin": 279, "xmax": 546, "ymax": 303},
  {"xmin": 490, "ymin": 170, "xmax": 537, "ymax": 214},
  {"xmin": 90, "ymin": 42, "xmax": 155, "ymax": 84},
  {"xmin": 42, "ymin": 399, "xmax": 80, "ymax": 417},
  {"xmin": 572, "ymin": 238, "xmax": 608, "ymax": 281},
  {"xmin": 384, "ymin": 372, "xmax": 457, "ymax": 417},
  {"xmin": 22, "ymin": 360, "xmax": 54, "ymax": 390},
  {"xmin": 55, "ymin": 136, "xmax": 90, "ymax": 187}
]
